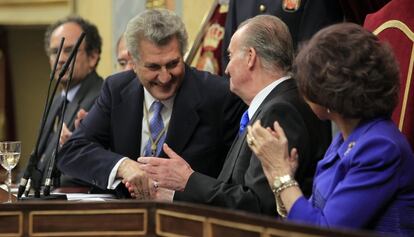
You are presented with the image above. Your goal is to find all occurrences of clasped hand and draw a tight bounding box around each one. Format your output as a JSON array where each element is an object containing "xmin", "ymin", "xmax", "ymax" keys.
[
  {"xmin": 120, "ymin": 143, "xmax": 194, "ymax": 201},
  {"xmin": 136, "ymin": 143, "xmax": 194, "ymax": 199}
]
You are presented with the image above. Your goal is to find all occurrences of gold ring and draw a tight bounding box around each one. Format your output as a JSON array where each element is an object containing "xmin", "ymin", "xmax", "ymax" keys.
[{"xmin": 246, "ymin": 135, "xmax": 255, "ymax": 146}]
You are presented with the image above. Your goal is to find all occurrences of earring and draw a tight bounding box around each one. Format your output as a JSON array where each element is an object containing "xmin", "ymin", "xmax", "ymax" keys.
[{"xmin": 327, "ymin": 108, "xmax": 331, "ymax": 114}]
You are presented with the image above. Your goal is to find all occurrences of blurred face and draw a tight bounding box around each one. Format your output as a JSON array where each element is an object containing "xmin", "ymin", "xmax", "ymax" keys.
[
  {"xmin": 132, "ymin": 37, "xmax": 185, "ymax": 100},
  {"xmin": 47, "ymin": 22, "xmax": 99, "ymax": 85},
  {"xmin": 116, "ymin": 36, "xmax": 133, "ymax": 72},
  {"xmin": 225, "ymin": 29, "xmax": 249, "ymax": 102}
]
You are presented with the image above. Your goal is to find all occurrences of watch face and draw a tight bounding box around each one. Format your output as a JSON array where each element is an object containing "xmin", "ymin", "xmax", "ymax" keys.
[{"xmin": 273, "ymin": 179, "xmax": 282, "ymax": 189}]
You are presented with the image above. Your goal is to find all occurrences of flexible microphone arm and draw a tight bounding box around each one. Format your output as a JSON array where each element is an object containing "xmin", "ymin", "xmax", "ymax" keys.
[
  {"xmin": 32, "ymin": 32, "xmax": 86, "ymax": 198},
  {"xmin": 18, "ymin": 32, "xmax": 86, "ymax": 199},
  {"xmin": 58, "ymin": 32, "xmax": 85, "ymax": 80},
  {"xmin": 44, "ymin": 47, "xmax": 79, "ymax": 196},
  {"xmin": 17, "ymin": 37, "xmax": 65, "ymax": 199}
]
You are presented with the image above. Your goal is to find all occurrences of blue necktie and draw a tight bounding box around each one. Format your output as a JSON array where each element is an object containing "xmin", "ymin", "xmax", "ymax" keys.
[
  {"xmin": 144, "ymin": 101, "xmax": 165, "ymax": 156},
  {"xmin": 239, "ymin": 110, "xmax": 249, "ymax": 135}
]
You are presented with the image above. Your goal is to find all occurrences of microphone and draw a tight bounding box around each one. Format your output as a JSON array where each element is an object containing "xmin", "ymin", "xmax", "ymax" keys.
[
  {"xmin": 19, "ymin": 32, "xmax": 85, "ymax": 199},
  {"xmin": 44, "ymin": 42, "xmax": 80, "ymax": 197},
  {"xmin": 17, "ymin": 37, "xmax": 65, "ymax": 199}
]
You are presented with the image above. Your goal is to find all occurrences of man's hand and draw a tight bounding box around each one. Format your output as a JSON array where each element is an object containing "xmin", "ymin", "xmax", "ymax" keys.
[
  {"xmin": 75, "ymin": 108, "xmax": 88, "ymax": 129},
  {"xmin": 117, "ymin": 159, "xmax": 151, "ymax": 199},
  {"xmin": 138, "ymin": 144, "xmax": 194, "ymax": 191},
  {"xmin": 153, "ymin": 188, "xmax": 174, "ymax": 201},
  {"xmin": 59, "ymin": 123, "xmax": 72, "ymax": 146},
  {"xmin": 59, "ymin": 109, "xmax": 88, "ymax": 146}
]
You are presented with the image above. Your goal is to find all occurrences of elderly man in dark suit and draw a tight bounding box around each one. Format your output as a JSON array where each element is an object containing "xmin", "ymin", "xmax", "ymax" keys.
[
  {"xmin": 57, "ymin": 9, "xmax": 245, "ymax": 198},
  {"xmin": 137, "ymin": 15, "xmax": 331, "ymax": 216}
]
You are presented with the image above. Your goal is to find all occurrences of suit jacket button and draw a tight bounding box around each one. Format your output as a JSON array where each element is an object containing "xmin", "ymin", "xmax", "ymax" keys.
[{"xmin": 259, "ymin": 4, "xmax": 266, "ymax": 12}]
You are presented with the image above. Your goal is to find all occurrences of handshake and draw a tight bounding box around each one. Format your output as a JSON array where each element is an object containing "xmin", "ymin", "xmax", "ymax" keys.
[{"xmin": 117, "ymin": 143, "xmax": 194, "ymax": 201}]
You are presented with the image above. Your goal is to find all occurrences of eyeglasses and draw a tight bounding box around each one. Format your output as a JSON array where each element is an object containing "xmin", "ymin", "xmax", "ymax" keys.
[{"xmin": 48, "ymin": 45, "xmax": 86, "ymax": 58}]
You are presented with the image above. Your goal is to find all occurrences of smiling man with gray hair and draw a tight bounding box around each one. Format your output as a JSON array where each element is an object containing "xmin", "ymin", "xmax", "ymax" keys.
[{"xmin": 57, "ymin": 9, "xmax": 245, "ymax": 198}]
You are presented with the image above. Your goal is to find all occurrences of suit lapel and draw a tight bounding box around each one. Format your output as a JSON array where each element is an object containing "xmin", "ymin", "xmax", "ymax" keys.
[
  {"xmin": 161, "ymin": 67, "xmax": 200, "ymax": 157},
  {"xmin": 38, "ymin": 96, "xmax": 64, "ymax": 155},
  {"xmin": 218, "ymin": 132, "xmax": 246, "ymax": 181},
  {"xmin": 218, "ymin": 79, "xmax": 297, "ymax": 181},
  {"xmin": 113, "ymin": 77, "xmax": 144, "ymax": 158},
  {"xmin": 62, "ymin": 72, "xmax": 98, "ymax": 129}
]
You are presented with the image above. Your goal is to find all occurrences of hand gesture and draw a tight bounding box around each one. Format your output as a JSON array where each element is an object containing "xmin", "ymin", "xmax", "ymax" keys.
[
  {"xmin": 138, "ymin": 144, "xmax": 194, "ymax": 191},
  {"xmin": 117, "ymin": 159, "xmax": 151, "ymax": 199},
  {"xmin": 247, "ymin": 120, "xmax": 298, "ymax": 184}
]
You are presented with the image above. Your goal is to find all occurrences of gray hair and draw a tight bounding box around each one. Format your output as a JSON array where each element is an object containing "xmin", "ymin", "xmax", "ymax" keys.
[
  {"xmin": 125, "ymin": 9, "xmax": 188, "ymax": 61},
  {"xmin": 239, "ymin": 15, "xmax": 293, "ymax": 73}
]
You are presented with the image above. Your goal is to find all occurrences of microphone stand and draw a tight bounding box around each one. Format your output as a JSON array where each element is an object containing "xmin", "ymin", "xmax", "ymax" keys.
[
  {"xmin": 43, "ymin": 49, "xmax": 78, "ymax": 197},
  {"xmin": 17, "ymin": 37, "xmax": 65, "ymax": 199},
  {"xmin": 19, "ymin": 32, "xmax": 86, "ymax": 200}
]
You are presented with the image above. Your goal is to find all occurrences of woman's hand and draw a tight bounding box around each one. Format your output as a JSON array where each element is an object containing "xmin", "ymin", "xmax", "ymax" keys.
[{"xmin": 247, "ymin": 120, "xmax": 298, "ymax": 185}]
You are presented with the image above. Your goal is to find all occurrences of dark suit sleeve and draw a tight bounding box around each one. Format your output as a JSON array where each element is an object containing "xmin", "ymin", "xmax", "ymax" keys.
[
  {"xmin": 174, "ymin": 100, "xmax": 310, "ymax": 216},
  {"xmin": 57, "ymin": 78, "xmax": 124, "ymax": 189}
]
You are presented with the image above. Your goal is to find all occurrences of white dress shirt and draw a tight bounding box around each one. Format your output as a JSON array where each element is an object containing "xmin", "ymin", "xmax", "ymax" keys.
[
  {"xmin": 107, "ymin": 88, "xmax": 175, "ymax": 189},
  {"xmin": 247, "ymin": 76, "xmax": 291, "ymax": 119}
]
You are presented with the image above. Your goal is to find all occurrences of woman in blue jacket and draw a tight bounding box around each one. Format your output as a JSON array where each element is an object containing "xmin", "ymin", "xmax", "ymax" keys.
[{"xmin": 247, "ymin": 23, "xmax": 414, "ymax": 236}]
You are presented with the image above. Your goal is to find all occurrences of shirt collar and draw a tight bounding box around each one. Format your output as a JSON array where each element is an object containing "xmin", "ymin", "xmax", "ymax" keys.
[
  {"xmin": 323, "ymin": 117, "xmax": 386, "ymax": 165},
  {"xmin": 61, "ymin": 83, "xmax": 81, "ymax": 102},
  {"xmin": 143, "ymin": 88, "xmax": 175, "ymax": 111},
  {"xmin": 247, "ymin": 76, "xmax": 291, "ymax": 119}
]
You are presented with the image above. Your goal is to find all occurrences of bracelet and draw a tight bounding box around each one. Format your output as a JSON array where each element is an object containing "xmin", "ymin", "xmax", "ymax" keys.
[{"xmin": 273, "ymin": 180, "xmax": 299, "ymax": 218}]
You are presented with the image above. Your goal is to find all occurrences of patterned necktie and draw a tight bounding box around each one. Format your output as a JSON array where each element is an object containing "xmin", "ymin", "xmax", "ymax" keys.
[
  {"xmin": 239, "ymin": 110, "xmax": 249, "ymax": 135},
  {"xmin": 144, "ymin": 101, "xmax": 165, "ymax": 156}
]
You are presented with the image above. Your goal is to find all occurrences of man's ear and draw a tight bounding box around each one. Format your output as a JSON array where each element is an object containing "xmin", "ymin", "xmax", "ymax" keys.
[
  {"xmin": 247, "ymin": 47, "xmax": 257, "ymax": 69},
  {"xmin": 87, "ymin": 50, "xmax": 100, "ymax": 69},
  {"xmin": 128, "ymin": 51, "xmax": 138, "ymax": 73}
]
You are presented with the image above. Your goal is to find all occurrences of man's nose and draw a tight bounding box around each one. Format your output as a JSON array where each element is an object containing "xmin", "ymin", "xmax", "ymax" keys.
[
  {"xmin": 58, "ymin": 52, "xmax": 69, "ymax": 64},
  {"xmin": 158, "ymin": 67, "xmax": 172, "ymax": 83}
]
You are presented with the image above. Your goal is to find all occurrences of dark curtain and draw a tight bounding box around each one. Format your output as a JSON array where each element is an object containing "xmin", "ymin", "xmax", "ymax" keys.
[{"xmin": 0, "ymin": 27, "xmax": 16, "ymax": 141}]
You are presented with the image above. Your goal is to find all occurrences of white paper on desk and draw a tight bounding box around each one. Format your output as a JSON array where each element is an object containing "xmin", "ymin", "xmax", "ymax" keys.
[{"xmin": 57, "ymin": 193, "xmax": 116, "ymax": 201}]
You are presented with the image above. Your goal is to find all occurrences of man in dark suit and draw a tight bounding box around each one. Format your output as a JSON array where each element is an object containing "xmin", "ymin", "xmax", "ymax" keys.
[
  {"xmin": 221, "ymin": 0, "xmax": 344, "ymax": 71},
  {"xmin": 57, "ymin": 9, "xmax": 245, "ymax": 198},
  {"xmin": 137, "ymin": 15, "xmax": 331, "ymax": 216},
  {"xmin": 28, "ymin": 16, "xmax": 103, "ymax": 189}
]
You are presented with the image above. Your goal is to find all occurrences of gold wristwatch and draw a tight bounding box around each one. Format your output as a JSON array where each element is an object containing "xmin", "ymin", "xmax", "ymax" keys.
[
  {"xmin": 272, "ymin": 174, "xmax": 294, "ymax": 192},
  {"xmin": 272, "ymin": 174, "xmax": 298, "ymax": 218}
]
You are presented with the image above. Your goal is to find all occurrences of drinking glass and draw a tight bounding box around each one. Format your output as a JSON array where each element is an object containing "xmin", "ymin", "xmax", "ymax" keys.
[{"xmin": 0, "ymin": 141, "xmax": 21, "ymax": 203}]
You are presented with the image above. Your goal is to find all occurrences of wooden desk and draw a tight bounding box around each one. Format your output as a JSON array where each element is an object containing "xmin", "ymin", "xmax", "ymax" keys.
[{"xmin": 0, "ymin": 189, "xmax": 379, "ymax": 237}]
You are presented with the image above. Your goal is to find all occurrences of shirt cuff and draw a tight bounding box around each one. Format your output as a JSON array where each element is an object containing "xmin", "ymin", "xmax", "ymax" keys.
[{"xmin": 107, "ymin": 157, "xmax": 127, "ymax": 189}]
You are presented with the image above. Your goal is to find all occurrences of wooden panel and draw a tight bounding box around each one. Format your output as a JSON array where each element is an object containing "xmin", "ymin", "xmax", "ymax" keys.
[
  {"xmin": 156, "ymin": 209, "xmax": 207, "ymax": 237},
  {"xmin": 0, "ymin": 196, "xmax": 380, "ymax": 237},
  {"xmin": 207, "ymin": 218, "xmax": 263, "ymax": 237},
  {"xmin": 265, "ymin": 228, "xmax": 322, "ymax": 237},
  {"xmin": 29, "ymin": 209, "xmax": 147, "ymax": 236},
  {"xmin": 0, "ymin": 211, "xmax": 23, "ymax": 237}
]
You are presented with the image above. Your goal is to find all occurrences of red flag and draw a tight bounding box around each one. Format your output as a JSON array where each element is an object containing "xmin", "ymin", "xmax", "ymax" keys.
[{"xmin": 364, "ymin": 0, "xmax": 414, "ymax": 148}]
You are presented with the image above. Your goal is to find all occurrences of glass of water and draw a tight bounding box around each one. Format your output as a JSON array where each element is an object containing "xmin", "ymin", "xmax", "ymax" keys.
[{"xmin": 0, "ymin": 141, "xmax": 21, "ymax": 203}]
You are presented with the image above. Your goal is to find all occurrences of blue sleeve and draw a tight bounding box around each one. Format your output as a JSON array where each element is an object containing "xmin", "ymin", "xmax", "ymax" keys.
[{"xmin": 288, "ymin": 136, "xmax": 401, "ymax": 229}]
